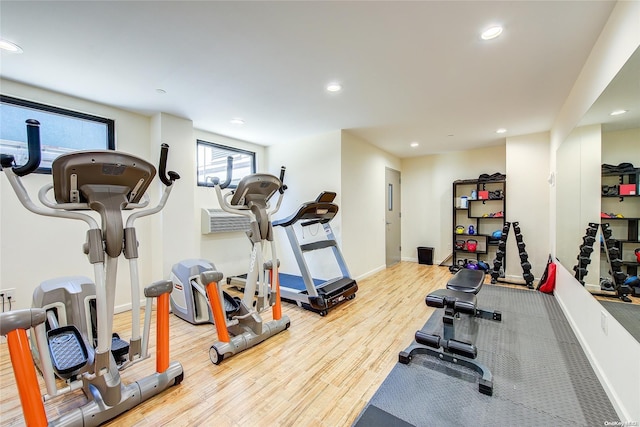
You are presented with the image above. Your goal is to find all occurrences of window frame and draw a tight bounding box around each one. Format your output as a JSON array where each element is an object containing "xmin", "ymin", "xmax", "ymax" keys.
[
  {"xmin": 196, "ymin": 139, "xmax": 256, "ymax": 189},
  {"xmin": 0, "ymin": 95, "xmax": 115, "ymax": 174}
]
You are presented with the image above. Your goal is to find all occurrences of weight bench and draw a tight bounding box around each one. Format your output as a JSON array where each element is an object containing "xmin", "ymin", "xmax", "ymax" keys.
[{"xmin": 398, "ymin": 269, "xmax": 501, "ymax": 396}]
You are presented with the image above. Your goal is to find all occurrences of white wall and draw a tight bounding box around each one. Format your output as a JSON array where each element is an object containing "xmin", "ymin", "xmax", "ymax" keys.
[
  {"xmin": 150, "ymin": 113, "xmax": 198, "ymax": 279},
  {"xmin": 550, "ymin": 1, "xmax": 640, "ymax": 422},
  {"xmin": 505, "ymin": 132, "xmax": 550, "ymax": 278},
  {"xmin": 341, "ymin": 131, "xmax": 401, "ymax": 279},
  {"xmin": 266, "ymin": 131, "xmax": 342, "ymax": 277},
  {"xmin": 401, "ymin": 145, "xmax": 505, "ymax": 265}
]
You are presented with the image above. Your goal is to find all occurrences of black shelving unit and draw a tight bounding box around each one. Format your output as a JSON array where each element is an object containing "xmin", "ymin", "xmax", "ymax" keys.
[
  {"xmin": 601, "ymin": 169, "xmax": 639, "ymax": 278},
  {"xmin": 452, "ymin": 178, "xmax": 506, "ymax": 268}
]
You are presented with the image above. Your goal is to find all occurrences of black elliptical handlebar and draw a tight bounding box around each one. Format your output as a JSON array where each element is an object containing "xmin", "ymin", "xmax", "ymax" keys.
[
  {"xmin": 0, "ymin": 119, "xmax": 42, "ymax": 177},
  {"xmin": 158, "ymin": 143, "xmax": 181, "ymax": 186},
  {"xmin": 211, "ymin": 156, "xmax": 287, "ymax": 193},
  {"xmin": 213, "ymin": 156, "xmax": 234, "ymax": 189},
  {"xmin": 278, "ymin": 166, "xmax": 287, "ymax": 194}
]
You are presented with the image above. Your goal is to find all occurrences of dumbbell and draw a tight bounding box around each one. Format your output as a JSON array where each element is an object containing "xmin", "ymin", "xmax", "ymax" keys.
[
  {"xmin": 521, "ymin": 262, "xmax": 532, "ymax": 272},
  {"xmin": 576, "ymin": 255, "xmax": 591, "ymax": 265},
  {"xmin": 515, "ymin": 234, "xmax": 524, "ymax": 243},
  {"xmin": 613, "ymin": 271, "xmax": 627, "ymax": 284},
  {"xmin": 517, "ymin": 241, "xmax": 526, "ymax": 252},
  {"xmin": 582, "ymin": 235, "xmax": 596, "ymax": 246},
  {"xmin": 600, "ymin": 280, "xmax": 615, "ymax": 291},
  {"xmin": 580, "ymin": 246, "xmax": 594, "ymax": 256},
  {"xmin": 606, "ymin": 240, "xmax": 618, "ymax": 249},
  {"xmin": 512, "ymin": 223, "xmax": 521, "ymax": 234},
  {"xmin": 573, "ymin": 266, "xmax": 588, "ymax": 278},
  {"xmin": 523, "ymin": 272, "xmax": 534, "ymax": 283},
  {"xmin": 610, "ymin": 258, "xmax": 622, "ymax": 268}
]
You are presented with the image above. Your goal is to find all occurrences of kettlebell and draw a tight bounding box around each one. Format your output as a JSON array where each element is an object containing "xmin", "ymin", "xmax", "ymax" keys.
[
  {"xmin": 466, "ymin": 239, "xmax": 478, "ymax": 252},
  {"xmin": 468, "ymin": 225, "xmax": 475, "ymax": 235},
  {"xmin": 466, "ymin": 260, "xmax": 479, "ymax": 270},
  {"xmin": 455, "ymin": 225, "xmax": 465, "ymax": 235},
  {"xmin": 635, "ymin": 248, "xmax": 640, "ymax": 263}
]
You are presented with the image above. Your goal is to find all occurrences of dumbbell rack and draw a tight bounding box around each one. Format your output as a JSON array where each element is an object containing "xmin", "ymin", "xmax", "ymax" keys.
[
  {"xmin": 574, "ymin": 222, "xmax": 632, "ymax": 302},
  {"xmin": 490, "ymin": 221, "xmax": 535, "ymax": 289}
]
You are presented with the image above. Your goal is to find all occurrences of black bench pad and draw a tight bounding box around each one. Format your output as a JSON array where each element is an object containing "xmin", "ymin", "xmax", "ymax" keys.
[
  {"xmin": 426, "ymin": 289, "xmax": 476, "ymax": 315},
  {"xmin": 447, "ymin": 269, "xmax": 484, "ymax": 294}
]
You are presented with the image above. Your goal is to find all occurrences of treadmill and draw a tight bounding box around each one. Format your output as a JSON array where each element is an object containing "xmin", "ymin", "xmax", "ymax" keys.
[{"xmin": 272, "ymin": 191, "xmax": 357, "ymax": 316}]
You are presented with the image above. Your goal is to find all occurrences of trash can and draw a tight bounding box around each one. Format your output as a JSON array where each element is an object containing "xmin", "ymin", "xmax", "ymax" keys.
[{"xmin": 417, "ymin": 247, "xmax": 434, "ymax": 265}]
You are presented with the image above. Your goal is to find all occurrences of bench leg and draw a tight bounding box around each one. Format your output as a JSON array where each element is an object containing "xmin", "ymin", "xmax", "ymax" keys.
[
  {"xmin": 475, "ymin": 308, "xmax": 502, "ymax": 321},
  {"xmin": 398, "ymin": 342, "xmax": 494, "ymax": 396}
]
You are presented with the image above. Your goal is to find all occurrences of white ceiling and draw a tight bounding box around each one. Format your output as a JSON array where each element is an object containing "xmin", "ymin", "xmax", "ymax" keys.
[{"xmin": 0, "ymin": 1, "xmax": 618, "ymax": 158}]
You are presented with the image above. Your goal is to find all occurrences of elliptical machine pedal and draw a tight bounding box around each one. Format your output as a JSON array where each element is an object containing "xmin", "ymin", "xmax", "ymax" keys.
[
  {"xmin": 110, "ymin": 333, "xmax": 130, "ymax": 366},
  {"xmin": 47, "ymin": 325, "xmax": 89, "ymax": 378}
]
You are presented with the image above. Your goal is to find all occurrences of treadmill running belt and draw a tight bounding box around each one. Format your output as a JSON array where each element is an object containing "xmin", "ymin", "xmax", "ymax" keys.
[{"xmin": 279, "ymin": 273, "xmax": 324, "ymax": 291}]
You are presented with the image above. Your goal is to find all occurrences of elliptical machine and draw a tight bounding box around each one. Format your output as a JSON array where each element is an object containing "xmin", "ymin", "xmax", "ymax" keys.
[
  {"xmin": 171, "ymin": 157, "xmax": 290, "ymax": 364},
  {"xmin": 0, "ymin": 119, "xmax": 183, "ymax": 426}
]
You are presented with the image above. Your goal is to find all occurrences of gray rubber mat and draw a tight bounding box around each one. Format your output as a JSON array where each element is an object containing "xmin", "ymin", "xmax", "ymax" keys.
[
  {"xmin": 353, "ymin": 285, "xmax": 620, "ymax": 427},
  {"xmin": 599, "ymin": 300, "xmax": 640, "ymax": 342}
]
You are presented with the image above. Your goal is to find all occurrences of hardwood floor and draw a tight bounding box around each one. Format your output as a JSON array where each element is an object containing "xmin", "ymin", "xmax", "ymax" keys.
[{"xmin": 0, "ymin": 262, "xmax": 451, "ymax": 427}]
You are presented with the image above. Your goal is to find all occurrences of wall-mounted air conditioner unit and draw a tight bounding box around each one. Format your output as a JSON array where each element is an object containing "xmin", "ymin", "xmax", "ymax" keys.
[{"xmin": 201, "ymin": 209, "xmax": 250, "ymax": 234}]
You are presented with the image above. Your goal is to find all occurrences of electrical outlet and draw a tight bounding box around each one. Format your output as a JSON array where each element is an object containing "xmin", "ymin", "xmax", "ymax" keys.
[
  {"xmin": 600, "ymin": 310, "xmax": 608, "ymax": 336},
  {"xmin": 0, "ymin": 288, "xmax": 16, "ymax": 308}
]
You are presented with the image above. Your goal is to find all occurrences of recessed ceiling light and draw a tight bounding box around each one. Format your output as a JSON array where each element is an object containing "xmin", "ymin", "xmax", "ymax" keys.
[
  {"xmin": 496, "ymin": 128, "xmax": 507, "ymax": 134},
  {"xmin": 610, "ymin": 109, "xmax": 628, "ymax": 116},
  {"xmin": 410, "ymin": 142, "xmax": 419, "ymax": 148},
  {"xmin": 230, "ymin": 118, "xmax": 245, "ymax": 125},
  {"xmin": 326, "ymin": 83, "xmax": 342, "ymax": 92},
  {"xmin": 0, "ymin": 39, "xmax": 23, "ymax": 53},
  {"xmin": 481, "ymin": 26, "xmax": 503, "ymax": 40}
]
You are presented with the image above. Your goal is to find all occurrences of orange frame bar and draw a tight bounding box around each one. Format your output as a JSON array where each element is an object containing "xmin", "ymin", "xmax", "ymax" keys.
[
  {"xmin": 205, "ymin": 281, "xmax": 230, "ymax": 343},
  {"xmin": 156, "ymin": 293, "xmax": 170, "ymax": 373},
  {"xmin": 7, "ymin": 328, "xmax": 48, "ymax": 427},
  {"xmin": 270, "ymin": 267, "xmax": 282, "ymax": 321}
]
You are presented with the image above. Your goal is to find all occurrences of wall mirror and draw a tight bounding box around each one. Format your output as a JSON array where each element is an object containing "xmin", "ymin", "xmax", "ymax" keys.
[{"xmin": 556, "ymin": 45, "xmax": 640, "ymax": 342}]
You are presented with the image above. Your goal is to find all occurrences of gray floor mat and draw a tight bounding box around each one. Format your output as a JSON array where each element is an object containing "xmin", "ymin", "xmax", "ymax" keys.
[{"xmin": 354, "ymin": 285, "xmax": 620, "ymax": 427}]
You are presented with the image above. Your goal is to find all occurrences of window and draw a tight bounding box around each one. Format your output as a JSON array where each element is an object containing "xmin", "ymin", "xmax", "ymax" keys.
[
  {"xmin": 0, "ymin": 95, "xmax": 115, "ymax": 173},
  {"xmin": 197, "ymin": 140, "xmax": 255, "ymax": 188}
]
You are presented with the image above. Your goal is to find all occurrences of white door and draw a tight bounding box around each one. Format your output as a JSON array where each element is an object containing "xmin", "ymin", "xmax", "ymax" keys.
[{"xmin": 385, "ymin": 168, "xmax": 401, "ymax": 267}]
